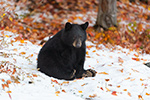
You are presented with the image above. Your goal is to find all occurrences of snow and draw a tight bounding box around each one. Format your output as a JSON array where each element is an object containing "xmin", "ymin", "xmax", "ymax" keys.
[{"xmin": 0, "ymin": 30, "xmax": 150, "ymax": 100}]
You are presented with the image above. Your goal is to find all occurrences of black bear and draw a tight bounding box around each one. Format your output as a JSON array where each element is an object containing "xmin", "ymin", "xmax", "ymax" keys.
[
  {"xmin": 145, "ymin": 62, "xmax": 150, "ymax": 67},
  {"xmin": 37, "ymin": 22, "xmax": 96, "ymax": 80}
]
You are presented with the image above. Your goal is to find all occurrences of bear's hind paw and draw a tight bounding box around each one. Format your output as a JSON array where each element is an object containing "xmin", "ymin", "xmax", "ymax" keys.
[{"xmin": 82, "ymin": 69, "xmax": 96, "ymax": 77}]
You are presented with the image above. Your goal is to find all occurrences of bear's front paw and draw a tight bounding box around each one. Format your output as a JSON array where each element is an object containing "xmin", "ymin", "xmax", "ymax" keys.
[{"xmin": 82, "ymin": 69, "xmax": 96, "ymax": 77}]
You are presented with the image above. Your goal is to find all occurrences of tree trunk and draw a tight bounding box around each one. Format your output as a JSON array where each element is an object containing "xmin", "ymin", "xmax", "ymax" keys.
[{"xmin": 94, "ymin": 0, "xmax": 117, "ymax": 31}]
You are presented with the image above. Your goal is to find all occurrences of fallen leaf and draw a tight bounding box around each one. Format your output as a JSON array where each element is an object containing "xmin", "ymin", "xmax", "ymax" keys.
[
  {"xmin": 20, "ymin": 40, "xmax": 25, "ymax": 43},
  {"xmin": 89, "ymin": 94, "xmax": 97, "ymax": 98},
  {"xmin": 6, "ymin": 80, "xmax": 12, "ymax": 84},
  {"xmin": 20, "ymin": 52, "xmax": 26, "ymax": 55},
  {"xmin": 78, "ymin": 91, "xmax": 82, "ymax": 93},
  {"xmin": 111, "ymin": 91, "xmax": 117, "ymax": 96},
  {"xmin": 6, "ymin": 91, "xmax": 12, "ymax": 93},
  {"xmin": 146, "ymin": 93, "xmax": 150, "ymax": 96},
  {"xmin": 128, "ymin": 92, "xmax": 131, "ymax": 97},
  {"xmin": 32, "ymin": 74, "xmax": 37, "ymax": 77},
  {"xmin": 98, "ymin": 72, "xmax": 109, "ymax": 75}
]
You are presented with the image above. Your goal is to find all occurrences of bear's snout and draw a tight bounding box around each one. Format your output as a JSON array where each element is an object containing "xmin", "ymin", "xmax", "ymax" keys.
[{"xmin": 73, "ymin": 39, "xmax": 82, "ymax": 48}]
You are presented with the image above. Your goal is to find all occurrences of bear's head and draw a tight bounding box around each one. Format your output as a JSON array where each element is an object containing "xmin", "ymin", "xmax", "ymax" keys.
[{"xmin": 61, "ymin": 22, "xmax": 89, "ymax": 48}]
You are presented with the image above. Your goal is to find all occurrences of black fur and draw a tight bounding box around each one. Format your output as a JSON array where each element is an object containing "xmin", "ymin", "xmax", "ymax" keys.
[{"xmin": 37, "ymin": 22, "xmax": 96, "ymax": 80}]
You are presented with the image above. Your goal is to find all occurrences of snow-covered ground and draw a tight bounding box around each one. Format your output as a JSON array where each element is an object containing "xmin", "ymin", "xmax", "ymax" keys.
[{"xmin": 0, "ymin": 30, "xmax": 150, "ymax": 100}]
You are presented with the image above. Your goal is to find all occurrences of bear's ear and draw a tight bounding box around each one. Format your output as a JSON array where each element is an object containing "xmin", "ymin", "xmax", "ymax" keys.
[
  {"xmin": 65, "ymin": 22, "xmax": 72, "ymax": 31},
  {"xmin": 80, "ymin": 22, "xmax": 89, "ymax": 30}
]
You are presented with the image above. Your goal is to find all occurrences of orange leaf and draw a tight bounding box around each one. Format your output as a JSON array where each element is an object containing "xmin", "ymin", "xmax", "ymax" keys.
[
  {"xmin": 125, "ymin": 77, "xmax": 130, "ymax": 80},
  {"xmin": 20, "ymin": 40, "xmax": 24, "ymax": 43},
  {"xmin": 92, "ymin": 50, "xmax": 96, "ymax": 52},
  {"xmin": 51, "ymin": 79, "xmax": 59, "ymax": 84},
  {"xmin": 62, "ymin": 81, "xmax": 69, "ymax": 84},
  {"xmin": 13, "ymin": 48, "xmax": 18, "ymax": 51},
  {"xmin": 140, "ymin": 78, "xmax": 144, "ymax": 81},
  {"xmin": 20, "ymin": 52, "xmax": 26, "ymax": 55},
  {"xmin": 138, "ymin": 95, "xmax": 143, "ymax": 100},
  {"xmin": 30, "ymin": 54, "xmax": 33, "ymax": 57},
  {"xmin": 146, "ymin": 93, "xmax": 150, "ymax": 96},
  {"xmin": 123, "ymin": 89, "xmax": 127, "ymax": 91},
  {"xmin": 117, "ymin": 85, "xmax": 120, "ymax": 88},
  {"xmin": 68, "ymin": 19, "xmax": 72, "ymax": 22},
  {"xmin": 86, "ymin": 56, "xmax": 91, "ymax": 58},
  {"xmin": 6, "ymin": 91, "xmax": 12, "ymax": 93},
  {"xmin": 118, "ymin": 57, "xmax": 124, "ymax": 63},
  {"xmin": 89, "ymin": 94, "xmax": 97, "ymax": 98},
  {"xmin": 87, "ymin": 45, "xmax": 92, "ymax": 49},
  {"xmin": 134, "ymin": 54, "xmax": 139, "ymax": 57},
  {"xmin": 2, "ymin": 79, "xmax": 5, "ymax": 82},
  {"xmin": 12, "ymin": 68, "xmax": 16, "ymax": 75},
  {"xmin": 19, "ymin": 26, "xmax": 24, "ymax": 30},
  {"xmin": 128, "ymin": 92, "xmax": 131, "ymax": 97},
  {"xmin": 32, "ymin": 74, "xmax": 37, "ymax": 77},
  {"xmin": 98, "ymin": 72, "xmax": 109, "ymax": 75},
  {"xmin": 2, "ymin": 84, "xmax": 9, "ymax": 89},
  {"xmin": 138, "ymin": 23, "xmax": 143, "ymax": 31},
  {"xmin": 86, "ymin": 51, "xmax": 89, "ymax": 55},
  {"xmin": 132, "ymin": 58, "xmax": 140, "ymax": 61},
  {"xmin": 7, "ymin": 80, "xmax": 12, "ymax": 84}
]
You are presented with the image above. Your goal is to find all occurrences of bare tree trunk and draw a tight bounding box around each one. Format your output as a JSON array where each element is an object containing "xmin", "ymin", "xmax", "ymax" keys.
[{"xmin": 94, "ymin": 0, "xmax": 117, "ymax": 31}]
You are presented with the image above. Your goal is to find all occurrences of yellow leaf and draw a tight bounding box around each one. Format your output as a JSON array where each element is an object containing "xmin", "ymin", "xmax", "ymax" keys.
[
  {"xmin": 78, "ymin": 91, "xmax": 82, "ymax": 93},
  {"xmin": 140, "ymin": 78, "xmax": 144, "ymax": 81},
  {"xmin": 106, "ymin": 87, "xmax": 111, "ymax": 92},
  {"xmin": 5, "ymin": 35, "xmax": 9, "ymax": 38},
  {"xmin": 55, "ymin": 91, "xmax": 60, "ymax": 94},
  {"xmin": 20, "ymin": 40, "xmax": 24, "ymax": 43},
  {"xmin": 55, "ymin": 91, "xmax": 60, "ymax": 96},
  {"xmin": 1, "ymin": 13, "xmax": 5, "ymax": 18},
  {"xmin": 9, "ymin": 17, "xmax": 13, "ymax": 21},
  {"xmin": 148, "ymin": 6, "xmax": 150, "ymax": 11}
]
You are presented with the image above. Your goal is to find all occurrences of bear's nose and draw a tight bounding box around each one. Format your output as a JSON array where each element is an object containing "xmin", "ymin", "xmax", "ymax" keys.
[{"xmin": 73, "ymin": 39, "xmax": 82, "ymax": 48}]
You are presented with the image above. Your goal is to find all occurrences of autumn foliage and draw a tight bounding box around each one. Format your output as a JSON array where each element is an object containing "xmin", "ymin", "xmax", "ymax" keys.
[{"xmin": 0, "ymin": 0, "xmax": 150, "ymax": 53}]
